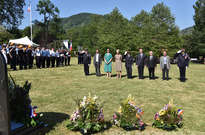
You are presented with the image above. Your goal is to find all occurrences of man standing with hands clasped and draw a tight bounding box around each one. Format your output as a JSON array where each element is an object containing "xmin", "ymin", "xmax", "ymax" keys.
[
  {"xmin": 160, "ymin": 51, "xmax": 171, "ymax": 80},
  {"xmin": 93, "ymin": 49, "xmax": 102, "ymax": 76},
  {"xmin": 136, "ymin": 48, "xmax": 146, "ymax": 79},
  {"xmin": 83, "ymin": 49, "xmax": 91, "ymax": 76},
  {"xmin": 146, "ymin": 51, "xmax": 157, "ymax": 80},
  {"xmin": 174, "ymin": 48, "xmax": 190, "ymax": 82}
]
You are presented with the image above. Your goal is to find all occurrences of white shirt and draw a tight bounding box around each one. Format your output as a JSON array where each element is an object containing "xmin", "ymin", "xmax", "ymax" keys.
[
  {"xmin": 163, "ymin": 56, "xmax": 167, "ymax": 64},
  {"xmin": 96, "ymin": 53, "xmax": 99, "ymax": 62}
]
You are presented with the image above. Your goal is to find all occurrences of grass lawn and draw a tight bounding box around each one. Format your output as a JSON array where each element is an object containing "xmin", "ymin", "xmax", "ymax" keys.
[{"xmin": 9, "ymin": 58, "xmax": 205, "ymax": 135}]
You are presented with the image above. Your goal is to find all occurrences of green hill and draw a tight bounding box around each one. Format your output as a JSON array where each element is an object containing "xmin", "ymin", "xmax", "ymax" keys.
[{"xmin": 60, "ymin": 13, "xmax": 104, "ymax": 30}]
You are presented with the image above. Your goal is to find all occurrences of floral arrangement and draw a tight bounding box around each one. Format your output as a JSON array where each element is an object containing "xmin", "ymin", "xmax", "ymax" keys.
[
  {"xmin": 8, "ymin": 75, "xmax": 43, "ymax": 127},
  {"xmin": 66, "ymin": 93, "xmax": 108, "ymax": 134},
  {"xmin": 152, "ymin": 99, "xmax": 184, "ymax": 130},
  {"xmin": 112, "ymin": 95, "xmax": 145, "ymax": 131}
]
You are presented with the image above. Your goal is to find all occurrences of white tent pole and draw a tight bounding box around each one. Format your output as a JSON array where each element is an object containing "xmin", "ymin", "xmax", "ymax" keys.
[{"xmin": 29, "ymin": 0, "xmax": 33, "ymax": 41}]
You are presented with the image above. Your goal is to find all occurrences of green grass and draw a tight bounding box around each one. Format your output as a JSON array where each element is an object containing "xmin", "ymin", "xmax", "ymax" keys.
[{"xmin": 9, "ymin": 58, "xmax": 205, "ymax": 135}]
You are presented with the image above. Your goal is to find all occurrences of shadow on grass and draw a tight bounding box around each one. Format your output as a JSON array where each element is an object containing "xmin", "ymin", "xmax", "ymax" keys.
[
  {"xmin": 28, "ymin": 112, "xmax": 69, "ymax": 135},
  {"xmin": 111, "ymin": 74, "xmax": 127, "ymax": 78},
  {"xmin": 177, "ymin": 78, "xmax": 188, "ymax": 82}
]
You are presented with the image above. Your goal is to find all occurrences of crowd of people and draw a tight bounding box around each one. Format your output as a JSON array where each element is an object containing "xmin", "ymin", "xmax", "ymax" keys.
[
  {"xmin": 0, "ymin": 44, "xmax": 71, "ymax": 70},
  {"xmin": 0, "ymin": 43, "xmax": 191, "ymax": 82},
  {"xmin": 82, "ymin": 48, "xmax": 190, "ymax": 82}
]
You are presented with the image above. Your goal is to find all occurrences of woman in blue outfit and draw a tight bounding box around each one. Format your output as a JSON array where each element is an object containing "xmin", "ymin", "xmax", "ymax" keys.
[{"xmin": 104, "ymin": 48, "xmax": 113, "ymax": 78}]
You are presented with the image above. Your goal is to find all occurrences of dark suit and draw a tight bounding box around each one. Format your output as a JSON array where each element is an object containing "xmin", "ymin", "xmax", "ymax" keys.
[
  {"xmin": 18, "ymin": 49, "xmax": 24, "ymax": 70},
  {"xmin": 136, "ymin": 53, "xmax": 146, "ymax": 79},
  {"xmin": 83, "ymin": 53, "xmax": 91, "ymax": 75},
  {"xmin": 174, "ymin": 52, "xmax": 190, "ymax": 82},
  {"xmin": 93, "ymin": 53, "xmax": 102, "ymax": 76},
  {"xmin": 125, "ymin": 54, "xmax": 133, "ymax": 79},
  {"xmin": 146, "ymin": 56, "xmax": 157, "ymax": 79}
]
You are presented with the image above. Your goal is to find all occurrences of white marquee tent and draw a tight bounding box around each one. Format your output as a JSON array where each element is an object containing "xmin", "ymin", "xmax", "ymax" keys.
[{"xmin": 9, "ymin": 36, "xmax": 39, "ymax": 47}]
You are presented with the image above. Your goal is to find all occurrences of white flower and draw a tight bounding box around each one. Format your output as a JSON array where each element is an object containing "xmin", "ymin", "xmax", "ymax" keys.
[{"xmin": 93, "ymin": 95, "xmax": 98, "ymax": 101}]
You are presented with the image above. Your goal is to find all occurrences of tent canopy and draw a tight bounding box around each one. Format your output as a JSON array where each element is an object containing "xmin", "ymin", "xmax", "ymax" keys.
[{"xmin": 9, "ymin": 36, "xmax": 39, "ymax": 47}]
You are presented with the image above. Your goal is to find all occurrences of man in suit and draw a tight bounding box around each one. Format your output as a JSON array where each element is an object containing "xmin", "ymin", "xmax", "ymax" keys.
[
  {"xmin": 93, "ymin": 49, "xmax": 102, "ymax": 76},
  {"xmin": 146, "ymin": 51, "xmax": 157, "ymax": 80},
  {"xmin": 83, "ymin": 49, "xmax": 91, "ymax": 76},
  {"xmin": 160, "ymin": 51, "xmax": 171, "ymax": 80},
  {"xmin": 136, "ymin": 48, "xmax": 146, "ymax": 79},
  {"xmin": 18, "ymin": 45, "xmax": 24, "ymax": 70},
  {"xmin": 67, "ymin": 51, "xmax": 71, "ymax": 66},
  {"xmin": 124, "ymin": 51, "xmax": 133, "ymax": 79},
  {"xmin": 174, "ymin": 49, "xmax": 190, "ymax": 82}
]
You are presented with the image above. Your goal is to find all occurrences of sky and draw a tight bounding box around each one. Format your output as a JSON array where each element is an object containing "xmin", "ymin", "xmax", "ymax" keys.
[{"xmin": 20, "ymin": 0, "xmax": 196, "ymax": 30}]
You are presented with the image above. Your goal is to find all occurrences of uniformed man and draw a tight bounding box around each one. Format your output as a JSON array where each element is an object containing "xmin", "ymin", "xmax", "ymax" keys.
[{"xmin": 83, "ymin": 49, "xmax": 91, "ymax": 76}]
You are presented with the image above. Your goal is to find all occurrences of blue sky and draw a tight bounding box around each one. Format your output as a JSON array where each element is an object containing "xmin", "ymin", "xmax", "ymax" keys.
[{"xmin": 20, "ymin": 0, "xmax": 196, "ymax": 30}]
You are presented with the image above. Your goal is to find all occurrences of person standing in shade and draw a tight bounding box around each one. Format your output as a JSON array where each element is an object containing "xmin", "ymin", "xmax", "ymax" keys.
[
  {"xmin": 136, "ymin": 48, "xmax": 146, "ymax": 79},
  {"xmin": 174, "ymin": 48, "xmax": 190, "ymax": 82},
  {"xmin": 41, "ymin": 47, "xmax": 46, "ymax": 68},
  {"xmin": 146, "ymin": 51, "xmax": 157, "ymax": 80},
  {"xmin": 56, "ymin": 50, "xmax": 60, "ymax": 67},
  {"xmin": 83, "ymin": 49, "xmax": 91, "ymax": 76},
  {"xmin": 160, "ymin": 51, "xmax": 171, "ymax": 80},
  {"xmin": 46, "ymin": 48, "xmax": 51, "ymax": 68},
  {"xmin": 18, "ymin": 45, "xmax": 24, "ymax": 70},
  {"xmin": 93, "ymin": 49, "xmax": 102, "ymax": 76},
  {"xmin": 23, "ymin": 47, "xmax": 28, "ymax": 69},
  {"xmin": 67, "ymin": 50, "xmax": 71, "ymax": 66},
  {"xmin": 50, "ymin": 48, "xmax": 56, "ymax": 67},
  {"xmin": 10, "ymin": 46, "xmax": 17, "ymax": 70},
  {"xmin": 64, "ymin": 50, "xmax": 68, "ymax": 66},
  {"xmin": 35, "ymin": 47, "xmax": 41, "ymax": 68},
  {"xmin": 27, "ymin": 45, "xmax": 33, "ymax": 69},
  {"xmin": 115, "ymin": 49, "xmax": 122, "ymax": 79},
  {"xmin": 104, "ymin": 48, "xmax": 113, "ymax": 78},
  {"xmin": 124, "ymin": 51, "xmax": 133, "ymax": 79}
]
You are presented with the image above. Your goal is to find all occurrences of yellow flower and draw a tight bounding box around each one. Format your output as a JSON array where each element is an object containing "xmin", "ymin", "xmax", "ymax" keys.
[
  {"xmin": 118, "ymin": 106, "xmax": 122, "ymax": 113},
  {"xmin": 159, "ymin": 109, "xmax": 166, "ymax": 116}
]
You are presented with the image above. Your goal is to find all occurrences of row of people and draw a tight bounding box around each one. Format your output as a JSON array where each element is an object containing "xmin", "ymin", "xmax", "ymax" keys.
[
  {"xmin": 0, "ymin": 45, "xmax": 71, "ymax": 70},
  {"xmin": 83, "ymin": 48, "xmax": 190, "ymax": 82}
]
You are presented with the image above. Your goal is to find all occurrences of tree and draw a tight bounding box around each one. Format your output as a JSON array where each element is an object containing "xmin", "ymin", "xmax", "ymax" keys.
[
  {"xmin": 192, "ymin": 0, "xmax": 205, "ymax": 57},
  {"xmin": 37, "ymin": 0, "xmax": 59, "ymax": 46},
  {"xmin": 150, "ymin": 3, "xmax": 182, "ymax": 57},
  {"xmin": 0, "ymin": 0, "xmax": 25, "ymax": 28},
  {"xmin": 97, "ymin": 7, "xmax": 130, "ymax": 55}
]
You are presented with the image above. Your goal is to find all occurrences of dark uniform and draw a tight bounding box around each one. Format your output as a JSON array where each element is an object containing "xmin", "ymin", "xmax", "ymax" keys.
[
  {"xmin": 136, "ymin": 53, "xmax": 146, "ymax": 79},
  {"xmin": 175, "ymin": 52, "xmax": 190, "ymax": 82},
  {"xmin": 146, "ymin": 56, "xmax": 157, "ymax": 79},
  {"xmin": 67, "ymin": 51, "xmax": 71, "ymax": 66},
  {"xmin": 18, "ymin": 48, "xmax": 24, "ymax": 70},
  {"xmin": 83, "ymin": 52, "xmax": 91, "ymax": 75},
  {"xmin": 125, "ymin": 54, "xmax": 133, "ymax": 79},
  {"xmin": 46, "ymin": 49, "xmax": 50, "ymax": 68},
  {"xmin": 27, "ymin": 48, "xmax": 33, "ymax": 69},
  {"xmin": 23, "ymin": 48, "xmax": 28, "ymax": 69},
  {"xmin": 10, "ymin": 47, "xmax": 17, "ymax": 70}
]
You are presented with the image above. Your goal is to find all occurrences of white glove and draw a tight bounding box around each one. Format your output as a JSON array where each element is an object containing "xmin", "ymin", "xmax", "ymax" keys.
[
  {"xmin": 124, "ymin": 51, "xmax": 127, "ymax": 55},
  {"xmin": 177, "ymin": 50, "xmax": 182, "ymax": 53}
]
